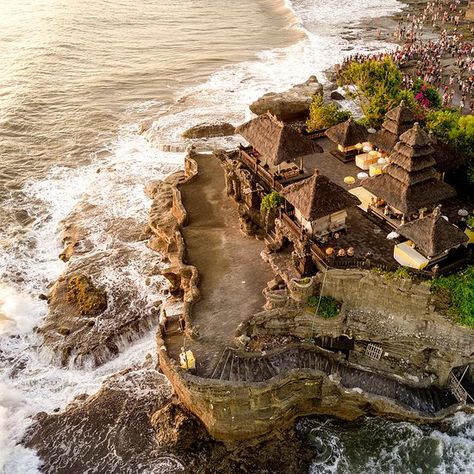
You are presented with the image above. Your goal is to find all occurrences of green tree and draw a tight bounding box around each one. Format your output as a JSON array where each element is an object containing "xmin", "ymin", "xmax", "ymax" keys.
[
  {"xmin": 338, "ymin": 57, "xmax": 420, "ymax": 128},
  {"xmin": 261, "ymin": 191, "xmax": 283, "ymax": 233},
  {"xmin": 306, "ymin": 94, "xmax": 351, "ymax": 132}
]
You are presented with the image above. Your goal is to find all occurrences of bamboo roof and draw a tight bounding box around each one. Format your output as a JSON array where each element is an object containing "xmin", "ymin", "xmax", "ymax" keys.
[
  {"xmin": 325, "ymin": 117, "xmax": 367, "ymax": 147},
  {"xmin": 236, "ymin": 113, "xmax": 322, "ymax": 166},
  {"xmin": 398, "ymin": 209, "xmax": 468, "ymax": 257},
  {"xmin": 281, "ymin": 172, "xmax": 360, "ymax": 221}
]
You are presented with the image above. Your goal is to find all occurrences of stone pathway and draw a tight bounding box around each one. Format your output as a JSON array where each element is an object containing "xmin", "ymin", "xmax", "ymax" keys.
[{"xmin": 167, "ymin": 153, "xmax": 274, "ymax": 376}]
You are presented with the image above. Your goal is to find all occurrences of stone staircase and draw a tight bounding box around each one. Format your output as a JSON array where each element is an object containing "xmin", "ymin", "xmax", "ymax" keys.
[{"xmin": 210, "ymin": 346, "xmax": 456, "ymax": 414}]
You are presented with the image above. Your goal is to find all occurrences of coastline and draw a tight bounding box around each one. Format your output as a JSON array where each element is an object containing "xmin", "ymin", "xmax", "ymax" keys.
[{"xmin": 8, "ymin": 0, "xmax": 474, "ymax": 472}]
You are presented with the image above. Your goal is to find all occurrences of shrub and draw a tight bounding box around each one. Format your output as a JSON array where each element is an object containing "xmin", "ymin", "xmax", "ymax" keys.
[
  {"xmin": 306, "ymin": 94, "xmax": 351, "ymax": 132},
  {"xmin": 308, "ymin": 295, "xmax": 340, "ymax": 318},
  {"xmin": 307, "ymin": 295, "xmax": 318, "ymax": 307},
  {"xmin": 260, "ymin": 191, "xmax": 283, "ymax": 212},
  {"xmin": 337, "ymin": 57, "xmax": 422, "ymax": 128},
  {"xmin": 431, "ymin": 266, "xmax": 474, "ymax": 328},
  {"xmin": 426, "ymin": 110, "xmax": 474, "ymax": 161},
  {"xmin": 411, "ymin": 79, "xmax": 442, "ymax": 109},
  {"xmin": 467, "ymin": 215, "xmax": 474, "ymax": 229}
]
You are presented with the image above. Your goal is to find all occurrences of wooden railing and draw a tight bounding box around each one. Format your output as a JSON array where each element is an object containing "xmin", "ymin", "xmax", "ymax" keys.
[
  {"xmin": 239, "ymin": 148, "xmax": 283, "ymax": 192},
  {"xmin": 281, "ymin": 212, "xmax": 302, "ymax": 240}
]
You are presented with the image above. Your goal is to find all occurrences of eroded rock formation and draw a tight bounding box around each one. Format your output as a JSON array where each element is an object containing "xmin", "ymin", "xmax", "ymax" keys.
[{"xmin": 249, "ymin": 76, "xmax": 323, "ymax": 121}]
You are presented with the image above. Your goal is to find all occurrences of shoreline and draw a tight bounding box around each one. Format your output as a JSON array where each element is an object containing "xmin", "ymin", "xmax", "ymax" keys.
[{"xmin": 15, "ymin": 0, "xmax": 474, "ymax": 473}]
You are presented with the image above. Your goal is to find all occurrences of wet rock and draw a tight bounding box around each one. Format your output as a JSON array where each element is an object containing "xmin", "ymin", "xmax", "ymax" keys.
[
  {"xmin": 24, "ymin": 368, "xmax": 173, "ymax": 474},
  {"xmin": 151, "ymin": 401, "xmax": 316, "ymax": 474},
  {"xmin": 330, "ymin": 90, "xmax": 345, "ymax": 100},
  {"xmin": 249, "ymin": 76, "xmax": 323, "ymax": 121},
  {"xmin": 182, "ymin": 122, "xmax": 235, "ymax": 139},
  {"xmin": 65, "ymin": 275, "xmax": 107, "ymax": 316}
]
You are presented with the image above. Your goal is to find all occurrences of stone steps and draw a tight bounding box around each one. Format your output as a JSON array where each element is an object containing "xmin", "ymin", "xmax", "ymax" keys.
[{"xmin": 209, "ymin": 345, "xmax": 456, "ymax": 414}]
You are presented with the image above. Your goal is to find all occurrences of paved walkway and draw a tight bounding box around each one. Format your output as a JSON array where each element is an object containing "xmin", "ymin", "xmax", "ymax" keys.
[{"xmin": 168, "ymin": 153, "xmax": 274, "ymax": 376}]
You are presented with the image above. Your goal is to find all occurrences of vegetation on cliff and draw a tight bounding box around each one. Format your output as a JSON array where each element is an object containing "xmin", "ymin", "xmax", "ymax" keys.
[
  {"xmin": 431, "ymin": 266, "xmax": 474, "ymax": 328},
  {"xmin": 260, "ymin": 191, "xmax": 283, "ymax": 212},
  {"xmin": 306, "ymin": 94, "xmax": 351, "ymax": 132},
  {"xmin": 307, "ymin": 295, "xmax": 340, "ymax": 318},
  {"xmin": 337, "ymin": 57, "xmax": 419, "ymax": 128},
  {"xmin": 426, "ymin": 110, "xmax": 474, "ymax": 183}
]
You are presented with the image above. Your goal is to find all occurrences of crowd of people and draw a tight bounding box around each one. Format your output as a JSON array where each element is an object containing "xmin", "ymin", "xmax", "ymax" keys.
[{"xmin": 337, "ymin": 0, "xmax": 473, "ymax": 112}]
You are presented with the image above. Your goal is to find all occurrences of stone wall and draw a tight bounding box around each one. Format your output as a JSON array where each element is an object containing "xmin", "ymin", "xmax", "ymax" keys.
[
  {"xmin": 243, "ymin": 268, "xmax": 474, "ymax": 386},
  {"xmin": 157, "ymin": 342, "xmax": 462, "ymax": 446}
]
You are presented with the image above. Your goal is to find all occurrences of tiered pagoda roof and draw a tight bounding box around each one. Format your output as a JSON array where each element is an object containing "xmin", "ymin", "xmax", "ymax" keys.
[
  {"xmin": 371, "ymin": 100, "xmax": 416, "ymax": 153},
  {"xmin": 281, "ymin": 172, "xmax": 360, "ymax": 221},
  {"xmin": 363, "ymin": 123, "xmax": 457, "ymax": 215},
  {"xmin": 325, "ymin": 117, "xmax": 367, "ymax": 147},
  {"xmin": 398, "ymin": 208, "xmax": 468, "ymax": 258},
  {"xmin": 236, "ymin": 112, "xmax": 322, "ymax": 166}
]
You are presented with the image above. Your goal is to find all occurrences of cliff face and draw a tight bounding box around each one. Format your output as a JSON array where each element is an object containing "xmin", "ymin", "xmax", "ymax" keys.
[
  {"xmin": 244, "ymin": 268, "xmax": 474, "ymax": 387},
  {"xmin": 147, "ymin": 150, "xmax": 473, "ymax": 446}
]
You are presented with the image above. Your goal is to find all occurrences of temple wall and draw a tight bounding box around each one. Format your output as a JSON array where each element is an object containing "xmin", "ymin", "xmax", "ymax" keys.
[
  {"xmin": 243, "ymin": 268, "xmax": 474, "ymax": 386},
  {"xmin": 157, "ymin": 341, "xmax": 458, "ymax": 446}
]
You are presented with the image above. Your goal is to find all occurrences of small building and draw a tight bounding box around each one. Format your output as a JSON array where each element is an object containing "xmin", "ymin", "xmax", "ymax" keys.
[
  {"xmin": 394, "ymin": 207, "xmax": 469, "ymax": 269},
  {"xmin": 280, "ymin": 172, "xmax": 360, "ymax": 239},
  {"xmin": 325, "ymin": 117, "xmax": 367, "ymax": 162},
  {"xmin": 370, "ymin": 100, "xmax": 416, "ymax": 155},
  {"xmin": 236, "ymin": 112, "xmax": 322, "ymax": 170},
  {"xmin": 362, "ymin": 123, "xmax": 457, "ymax": 222}
]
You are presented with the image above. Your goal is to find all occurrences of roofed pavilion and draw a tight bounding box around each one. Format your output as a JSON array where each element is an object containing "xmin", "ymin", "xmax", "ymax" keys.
[
  {"xmin": 236, "ymin": 112, "xmax": 322, "ymax": 167},
  {"xmin": 325, "ymin": 117, "xmax": 367, "ymax": 162},
  {"xmin": 397, "ymin": 207, "xmax": 469, "ymax": 260},
  {"xmin": 281, "ymin": 172, "xmax": 360, "ymax": 238},
  {"xmin": 363, "ymin": 123, "xmax": 456, "ymax": 218}
]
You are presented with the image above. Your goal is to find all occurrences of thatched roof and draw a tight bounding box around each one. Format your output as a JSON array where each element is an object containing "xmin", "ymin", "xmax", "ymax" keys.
[
  {"xmin": 325, "ymin": 118, "xmax": 367, "ymax": 147},
  {"xmin": 388, "ymin": 123, "xmax": 436, "ymax": 171},
  {"xmin": 236, "ymin": 113, "xmax": 322, "ymax": 166},
  {"xmin": 370, "ymin": 101, "xmax": 416, "ymax": 153},
  {"xmin": 389, "ymin": 151, "xmax": 437, "ymax": 172},
  {"xmin": 385, "ymin": 100, "xmax": 416, "ymax": 124},
  {"xmin": 399, "ymin": 123, "xmax": 432, "ymax": 148},
  {"xmin": 394, "ymin": 141, "xmax": 434, "ymax": 158},
  {"xmin": 370, "ymin": 129, "xmax": 399, "ymax": 152},
  {"xmin": 281, "ymin": 172, "xmax": 360, "ymax": 221},
  {"xmin": 362, "ymin": 174, "xmax": 456, "ymax": 214},
  {"xmin": 383, "ymin": 118, "xmax": 414, "ymax": 136},
  {"xmin": 398, "ymin": 209, "xmax": 468, "ymax": 257},
  {"xmin": 385, "ymin": 165, "xmax": 437, "ymax": 185}
]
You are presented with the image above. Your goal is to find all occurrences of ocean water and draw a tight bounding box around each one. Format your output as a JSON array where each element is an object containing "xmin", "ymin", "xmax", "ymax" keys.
[{"xmin": 0, "ymin": 0, "xmax": 472, "ymax": 472}]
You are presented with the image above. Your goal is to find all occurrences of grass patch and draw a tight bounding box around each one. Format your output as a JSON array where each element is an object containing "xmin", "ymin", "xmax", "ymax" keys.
[
  {"xmin": 307, "ymin": 295, "xmax": 340, "ymax": 319},
  {"xmin": 372, "ymin": 266, "xmax": 412, "ymax": 281},
  {"xmin": 431, "ymin": 266, "xmax": 474, "ymax": 328}
]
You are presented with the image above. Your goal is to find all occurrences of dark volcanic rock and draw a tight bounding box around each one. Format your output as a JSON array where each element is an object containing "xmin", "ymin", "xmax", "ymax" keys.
[
  {"xmin": 151, "ymin": 401, "xmax": 316, "ymax": 474},
  {"xmin": 330, "ymin": 90, "xmax": 345, "ymax": 100},
  {"xmin": 23, "ymin": 367, "xmax": 178, "ymax": 474},
  {"xmin": 24, "ymin": 366, "xmax": 315, "ymax": 474}
]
